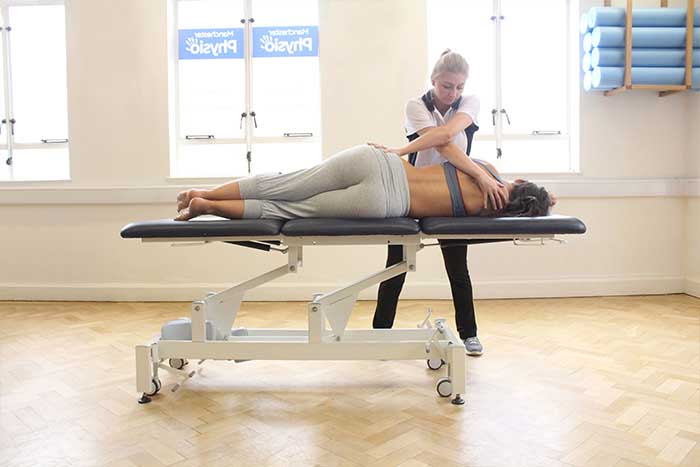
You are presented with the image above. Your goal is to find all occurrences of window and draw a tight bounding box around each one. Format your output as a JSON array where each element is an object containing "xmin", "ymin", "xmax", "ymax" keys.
[
  {"xmin": 171, "ymin": 0, "xmax": 321, "ymax": 178},
  {"xmin": 427, "ymin": 0, "xmax": 579, "ymax": 173},
  {"xmin": 0, "ymin": 0, "xmax": 69, "ymax": 182}
]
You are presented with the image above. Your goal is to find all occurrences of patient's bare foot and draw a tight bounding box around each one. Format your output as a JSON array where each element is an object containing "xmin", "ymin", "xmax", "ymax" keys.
[
  {"xmin": 177, "ymin": 189, "xmax": 206, "ymax": 211},
  {"xmin": 175, "ymin": 197, "xmax": 209, "ymax": 221}
]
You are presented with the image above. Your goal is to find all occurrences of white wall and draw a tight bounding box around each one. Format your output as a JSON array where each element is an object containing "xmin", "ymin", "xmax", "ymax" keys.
[
  {"xmin": 319, "ymin": 0, "xmax": 427, "ymax": 155},
  {"xmin": 685, "ymin": 90, "xmax": 700, "ymax": 298},
  {"xmin": 66, "ymin": 0, "xmax": 170, "ymax": 186},
  {"xmin": 687, "ymin": 197, "xmax": 700, "ymax": 298},
  {"xmin": 0, "ymin": 0, "xmax": 697, "ymax": 301}
]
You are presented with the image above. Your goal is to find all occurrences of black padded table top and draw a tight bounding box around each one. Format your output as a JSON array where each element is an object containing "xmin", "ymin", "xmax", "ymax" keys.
[
  {"xmin": 121, "ymin": 215, "xmax": 585, "ymax": 239},
  {"xmin": 420, "ymin": 215, "xmax": 586, "ymax": 235},
  {"xmin": 282, "ymin": 218, "xmax": 421, "ymax": 236},
  {"xmin": 120, "ymin": 218, "xmax": 284, "ymax": 238}
]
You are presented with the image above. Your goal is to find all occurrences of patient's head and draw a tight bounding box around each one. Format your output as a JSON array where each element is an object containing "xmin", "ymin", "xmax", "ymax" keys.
[{"xmin": 502, "ymin": 181, "xmax": 552, "ymax": 217}]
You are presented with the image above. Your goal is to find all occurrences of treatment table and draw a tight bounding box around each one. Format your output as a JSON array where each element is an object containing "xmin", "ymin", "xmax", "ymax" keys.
[{"xmin": 121, "ymin": 215, "xmax": 586, "ymax": 405}]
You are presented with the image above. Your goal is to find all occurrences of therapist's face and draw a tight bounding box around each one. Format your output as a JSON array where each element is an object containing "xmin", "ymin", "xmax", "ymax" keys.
[{"xmin": 432, "ymin": 72, "xmax": 466, "ymax": 107}]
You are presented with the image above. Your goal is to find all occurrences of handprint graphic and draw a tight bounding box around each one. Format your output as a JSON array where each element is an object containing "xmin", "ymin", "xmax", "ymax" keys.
[
  {"xmin": 260, "ymin": 34, "xmax": 275, "ymax": 52},
  {"xmin": 185, "ymin": 36, "xmax": 199, "ymax": 54}
]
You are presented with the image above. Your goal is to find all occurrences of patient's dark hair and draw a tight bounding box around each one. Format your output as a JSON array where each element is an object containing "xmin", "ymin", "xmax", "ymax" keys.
[{"xmin": 502, "ymin": 182, "xmax": 551, "ymax": 217}]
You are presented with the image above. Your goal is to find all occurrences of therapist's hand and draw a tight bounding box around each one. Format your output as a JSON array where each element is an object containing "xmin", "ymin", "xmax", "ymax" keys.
[
  {"xmin": 367, "ymin": 142, "xmax": 404, "ymax": 156},
  {"xmin": 476, "ymin": 174, "xmax": 508, "ymax": 211}
]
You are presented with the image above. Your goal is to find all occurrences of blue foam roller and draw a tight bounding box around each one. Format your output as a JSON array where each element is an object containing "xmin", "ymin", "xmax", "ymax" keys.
[
  {"xmin": 583, "ymin": 70, "xmax": 593, "ymax": 90},
  {"xmin": 592, "ymin": 66, "xmax": 700, "ymax": 89},
  {"xmin": 583, "ymin": 71, "xmax": 614, "ymax": 91},
  {"xmin": 592, "ymin": 47, "xmax": 700, "ymax": 67},
  {"xmin": 581, "ymin": 12, "xmax": 590, "ymax": 34},
  {"xmin": 583, "ymin": 32, "xmax": 593, "ymax": 52},
  {"xmin": 583, "ymin": 70, "xmax": 615, "ymax": 91},
  {"xmin": 592, "ymin": 26, "xmax": 700, "ymax": 48},
  {"xmin": 582, "ymin": 52, "xmax": 592, "ymax": 71},
  {"xmin": 588, "ymin": 7, "xmax": 700, "ymax": 28}
]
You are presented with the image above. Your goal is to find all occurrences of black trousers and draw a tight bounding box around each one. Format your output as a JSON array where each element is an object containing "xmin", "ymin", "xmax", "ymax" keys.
[{"xmin": 372, "ymin": 240, "xmax": 477, "ymax": 339}]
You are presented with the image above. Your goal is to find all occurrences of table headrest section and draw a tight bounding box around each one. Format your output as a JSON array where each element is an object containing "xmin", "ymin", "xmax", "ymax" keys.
[
  {"xmin": 420, "ymin": 215, "xmax": 586, "ymax": 235},
  {"xmin": 281, "ymin": 218, "xmax": 421, "ymax": 236},
  {"xmin": 120, "ymin": 218, "xmax": 284, "ymax": 238}
]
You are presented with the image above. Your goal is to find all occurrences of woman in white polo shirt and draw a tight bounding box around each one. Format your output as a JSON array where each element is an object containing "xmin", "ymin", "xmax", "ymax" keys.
[{"xmin": 372, "ymin": 50, "xmax": 507, "ymax": 356}]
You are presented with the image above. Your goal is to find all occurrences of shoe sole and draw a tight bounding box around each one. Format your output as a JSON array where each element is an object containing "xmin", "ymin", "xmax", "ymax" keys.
[{"xmin": 466, "ymin": 349, "xmax": 483, "ymax": 356}]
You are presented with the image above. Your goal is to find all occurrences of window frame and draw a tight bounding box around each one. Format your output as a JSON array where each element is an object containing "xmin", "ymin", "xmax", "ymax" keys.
[
  {"xmin": 427, "ymin": 0, "xmax": 580, "ymax": 174},
  {"xmin": 169, "ymin": 0, "xmax": 322, "ymax": 178},
  {"xmin": 0, "ymin": 0, "xmax": 69, "ymax": 182}
]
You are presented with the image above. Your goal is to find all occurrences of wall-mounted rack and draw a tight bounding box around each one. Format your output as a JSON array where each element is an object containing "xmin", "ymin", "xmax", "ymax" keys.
[{"xmin": 603, "ymin": 0, "xmax": 696, "ymax": 97}]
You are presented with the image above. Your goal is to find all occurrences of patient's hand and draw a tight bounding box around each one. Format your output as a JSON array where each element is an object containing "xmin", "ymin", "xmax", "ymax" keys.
[{"xmin": 476, "ymin": 173, "xmax": 508, "ymax": 211}]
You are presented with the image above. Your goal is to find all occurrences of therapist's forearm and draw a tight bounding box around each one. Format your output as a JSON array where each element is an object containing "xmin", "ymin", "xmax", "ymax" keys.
[
  {"xmin": 397, "ymin": 127, "xmax": 451, "ymax": 156},
  {"xmin": 434, "ymin": 143, "xmax": 484, "ymax": 180}
]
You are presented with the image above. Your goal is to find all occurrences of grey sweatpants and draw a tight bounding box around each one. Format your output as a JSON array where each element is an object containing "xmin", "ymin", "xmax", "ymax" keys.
[{"xmin": 237, "ymin": 145, "xmax": 410, "ymax": 220}]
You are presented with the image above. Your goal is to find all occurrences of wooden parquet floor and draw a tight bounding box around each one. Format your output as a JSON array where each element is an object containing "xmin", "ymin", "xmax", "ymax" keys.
[{"xmin": 0, "ymin": 295, "xmax": 698, "ymax": 467}]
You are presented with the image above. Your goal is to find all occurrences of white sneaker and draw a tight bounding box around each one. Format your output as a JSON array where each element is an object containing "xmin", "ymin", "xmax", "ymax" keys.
[{"xmin": 464, "ymin": 336, "xmax": 483, "ymax": 356}]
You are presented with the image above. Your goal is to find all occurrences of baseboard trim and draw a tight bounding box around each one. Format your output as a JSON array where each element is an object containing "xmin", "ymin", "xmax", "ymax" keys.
[
  {"xmin": 685, "ymin": 277, "xmax": 700, "ymax": 298},
  {"xmin": 688, "ymin": 179, "xmax": 699, "ymax": 197},
  {"xmin": 0, "ymin": 276, "xmax": 686, "ymax": 302}
]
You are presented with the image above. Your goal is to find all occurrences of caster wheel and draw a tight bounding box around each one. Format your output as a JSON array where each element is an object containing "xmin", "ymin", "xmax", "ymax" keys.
[
  {"xmin": 169, "ymin": 358, "xmax": 187, "ymax": 370},
  {"xmin": 145, "ymin": 378, "xmax": 161, "ymax": 397},
  {"xmin": 427, "ymin": 358, "xmax": 444, "ymax": 370},
  {"xmin": 436, "ymin": 377, "xmax": 452, "ymax": 398}
]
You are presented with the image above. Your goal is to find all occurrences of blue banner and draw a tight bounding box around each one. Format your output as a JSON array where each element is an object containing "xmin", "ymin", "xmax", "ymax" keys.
[
  {"xmin": 178, "ymin": 28, "xmax": 244, "ymax": 60},
  {"xmin": 253, "ymin": 26, "xmax": 319, "ymax": 57}
]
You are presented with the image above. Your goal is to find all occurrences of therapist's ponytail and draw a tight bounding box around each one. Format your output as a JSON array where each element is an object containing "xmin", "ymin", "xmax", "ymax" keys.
[{"xmin": 431, "ymin": 49, "xmax": 469, "ymax": 81}]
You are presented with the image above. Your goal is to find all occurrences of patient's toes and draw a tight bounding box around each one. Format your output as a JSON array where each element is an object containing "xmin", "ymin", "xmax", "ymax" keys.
[
  {"xmin": 174, "ymin": 197, "xmax": 208, "ymax": 221},
  {"xmin": 176, "ymin": 189, "xmax": 191, "ymax": 211},
  {"xmin": 174, "ymin": 208, "xmax": 191, "ymax": 221},
  {"xmin": 188, "ymin": 197, "xmax": 209, "ymax": 217},
  {"xmin": 177, "ymin": 189, "xmax": 204, "ymax": 211}
]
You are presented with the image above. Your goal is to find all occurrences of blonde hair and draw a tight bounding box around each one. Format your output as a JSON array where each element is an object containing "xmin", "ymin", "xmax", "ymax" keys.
[{"xmin": 430, "ymin": 49, "xmax": 469, "ymax": 81}]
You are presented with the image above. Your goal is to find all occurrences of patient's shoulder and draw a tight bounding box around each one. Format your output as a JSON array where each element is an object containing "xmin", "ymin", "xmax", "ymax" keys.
[{"xmin": 471, "ymin": 157, "xmax": 498, "ymax": 173}]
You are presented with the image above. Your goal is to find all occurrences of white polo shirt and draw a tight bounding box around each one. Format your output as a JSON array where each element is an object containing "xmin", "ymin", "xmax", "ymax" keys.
[{"xmin": 404, "ymin": 94, "xmax": 480, "ymax": 168}]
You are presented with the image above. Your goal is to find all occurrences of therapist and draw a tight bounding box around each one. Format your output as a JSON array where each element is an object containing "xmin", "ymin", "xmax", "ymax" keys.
[{"xmin": 372, "ymin": 49, "xmax": 507, "ymax": 356}]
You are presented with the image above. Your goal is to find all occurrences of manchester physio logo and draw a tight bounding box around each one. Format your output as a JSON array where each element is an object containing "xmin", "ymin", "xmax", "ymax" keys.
[
  {"xmin": 177, "ymin": 26, "xmax": 318, "ymax": 60},
  {"xmin": 179, "ymin": 28, "xmax": 244, "ymax": 60},
  {"xmin": 253, "ymin": 26, "xmax": 319, "ymax": 57}
]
